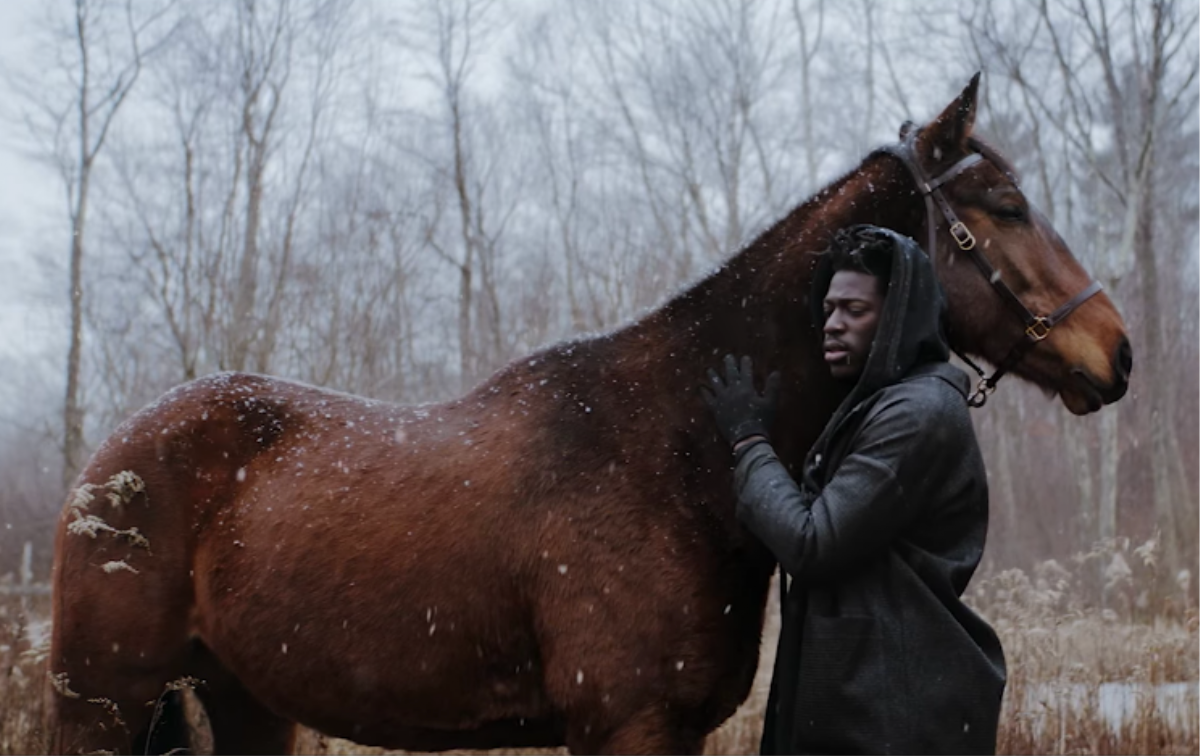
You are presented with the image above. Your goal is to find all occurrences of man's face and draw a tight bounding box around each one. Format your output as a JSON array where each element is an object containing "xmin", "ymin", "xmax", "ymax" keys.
[{"xmin": 822, "ymin": 270, "xmax": 884, "ymax": 381}]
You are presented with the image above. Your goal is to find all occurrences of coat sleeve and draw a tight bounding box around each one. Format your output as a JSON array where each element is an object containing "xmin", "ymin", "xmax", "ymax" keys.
[{"xmin": 733, "ymin": 389, "xmax": 953, "ymax": 584}]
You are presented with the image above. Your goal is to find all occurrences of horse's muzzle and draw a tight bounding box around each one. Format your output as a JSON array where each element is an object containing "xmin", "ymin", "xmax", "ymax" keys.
[
  {"xmin": 1074, "ymin": 336, "xmax": 1131, "ymax": 408},
  {"xmin": 1107, "ymin": 336, "xmax": 1133, "ymax": 403}
]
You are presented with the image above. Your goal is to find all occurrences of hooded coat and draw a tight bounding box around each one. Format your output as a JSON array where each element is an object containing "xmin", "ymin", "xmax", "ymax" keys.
[{"xmin": 734, "ymin": 226, "xmax": 1006, "ymax": 755}]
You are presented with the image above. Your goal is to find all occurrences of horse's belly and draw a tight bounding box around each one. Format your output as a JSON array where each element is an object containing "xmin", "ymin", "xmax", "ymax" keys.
[
  {"xmin": 324, "ymin": 716, "xmax": 564, "ymax": 752},
  {"xmin": 195, "ymin": 533, "xmax": 548, "ymax": 734}
]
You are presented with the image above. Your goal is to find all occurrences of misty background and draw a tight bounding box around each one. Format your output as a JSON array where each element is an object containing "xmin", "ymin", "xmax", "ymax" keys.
[{"xmin": 0, "ymin": 0, "xmax": 1195, "ymax": 603}]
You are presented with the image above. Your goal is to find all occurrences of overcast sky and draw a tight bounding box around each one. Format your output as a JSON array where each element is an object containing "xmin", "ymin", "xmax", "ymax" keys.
[{"xmin": 0, "ymin": 1, "xmax": 66, "ymax": 371}]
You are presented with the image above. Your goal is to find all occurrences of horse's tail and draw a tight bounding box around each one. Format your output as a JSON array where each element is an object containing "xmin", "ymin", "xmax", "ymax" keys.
[{"xmin": 48, "ymin": 372, "xmax": 287, "ymax": 754}]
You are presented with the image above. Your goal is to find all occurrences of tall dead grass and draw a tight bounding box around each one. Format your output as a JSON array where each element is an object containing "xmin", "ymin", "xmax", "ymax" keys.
[
  {"xmin": 973, "ymin": 536, "xmax": 1198, "ymax": 756},
  {"xmin": 0, "ymin": 591, "xmax": 50, "ymax": 755},
  {"xmin": 3, "ymin": 537, "xmax": 1195, "ymax": 755}
]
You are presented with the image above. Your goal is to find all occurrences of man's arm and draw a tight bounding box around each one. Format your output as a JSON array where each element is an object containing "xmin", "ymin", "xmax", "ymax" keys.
[{"xmin": 734, "ymin": 391, "xmax": 951, "ymax": 584}]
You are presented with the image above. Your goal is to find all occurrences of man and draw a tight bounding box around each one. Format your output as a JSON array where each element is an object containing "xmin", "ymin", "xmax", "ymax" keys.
[{"xmin": 703, "ymin": 225, "xmax": 1006, "ymax": 755}]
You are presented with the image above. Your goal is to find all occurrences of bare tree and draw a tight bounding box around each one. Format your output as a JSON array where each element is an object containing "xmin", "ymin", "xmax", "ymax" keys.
[
  {"xmin": 790, "ymin": 0, "xmax": 827, "ymax": 189},
  {"xmin": 410, "ymin": 0, "xmax": 525, "ymax": 389},
  {"xmin": 225, "ymin": 0, "xmax": 291, "ymax": 371},
  {"xmin": 510, "ymin": 12, "xmax": 658, "ymax": 337},
  {"xmin": 15, "ymin": 0, "xmax": 175, "ymax": 489},
  {"xmin": 86, "ymin": 0, "xmax": 357, "ymax": 412},
  {"xmin": 560, "ymin": 0, "xmax": 801, "ymax": 299}
]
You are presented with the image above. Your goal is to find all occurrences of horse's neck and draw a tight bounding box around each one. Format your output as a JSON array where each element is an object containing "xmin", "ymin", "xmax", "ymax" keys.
[
  {"xmin": 737, "ymin": 157, "xmax": 923, "ymax": 319},
  {"xmin": 641, "ymin": 158, "xmax": 921, "ymax": 367},
  {"xmin": 626, "ymin": 156, "xmax": 924, "ymax": 459}
]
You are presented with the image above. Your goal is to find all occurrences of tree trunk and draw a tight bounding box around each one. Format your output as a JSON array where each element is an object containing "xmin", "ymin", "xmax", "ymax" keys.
[
  {"xmin": 1064, "ymin": 406, "xmax": 1096, "ymax": 546},
  {"xmin": 62, "ymin": 165, "xmax": 91, "ymax": 490},
  {"xmin": 1097, "ymin": 407, "xmax": 1119, "ymax": 542},
  {"xmin": 792, "ymin": 0, "xmax": 824, "ymax": 190},
  {"xmin": 450, "ymin": 93, "xmax": 476, "ymax": 389},
  {"xmin": 1135, "ymin": 166, "xmax": 1182, "ymax": 568},
  {"xmin": 229, "ymin": 145, "xmax": 266, "ymax": 372}
]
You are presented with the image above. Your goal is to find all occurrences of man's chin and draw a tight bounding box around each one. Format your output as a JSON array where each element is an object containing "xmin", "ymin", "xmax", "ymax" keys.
[{"xmin": 828, "ymin": 364, "xmax": 861, "ymax": 381}]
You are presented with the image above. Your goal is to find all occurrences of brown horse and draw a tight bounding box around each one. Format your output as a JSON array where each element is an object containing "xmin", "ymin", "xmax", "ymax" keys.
[{"xmin": 49, "ymin": 74, "xmax": 1130, "ymax": 755}]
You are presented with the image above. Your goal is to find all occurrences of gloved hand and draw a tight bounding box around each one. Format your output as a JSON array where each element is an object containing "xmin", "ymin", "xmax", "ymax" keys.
[{"xmin": 701, "ymin": 354, "xmax": 781, "ymax": 447}]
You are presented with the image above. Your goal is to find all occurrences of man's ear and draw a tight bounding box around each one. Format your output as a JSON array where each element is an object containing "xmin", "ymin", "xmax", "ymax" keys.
[{"xmin": 917, "ymin": 73, "xmax": 980, "ymax": 159}]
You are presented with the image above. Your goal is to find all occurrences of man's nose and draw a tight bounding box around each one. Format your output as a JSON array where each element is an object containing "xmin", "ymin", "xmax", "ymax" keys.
[{"xmin": 824, "ymin": 315, "xmax": 843, "ymax": 334}]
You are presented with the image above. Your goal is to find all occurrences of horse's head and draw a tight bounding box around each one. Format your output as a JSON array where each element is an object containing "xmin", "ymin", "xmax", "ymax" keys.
[{"xmin": 891, "ymin": 74, "xmax": 1131, "ymax": 415}]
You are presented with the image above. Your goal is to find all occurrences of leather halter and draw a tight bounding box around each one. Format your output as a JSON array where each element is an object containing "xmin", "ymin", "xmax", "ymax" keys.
[{"xmin": 878, "ymin": 134, "xmax": 1103, "ymax": 408}]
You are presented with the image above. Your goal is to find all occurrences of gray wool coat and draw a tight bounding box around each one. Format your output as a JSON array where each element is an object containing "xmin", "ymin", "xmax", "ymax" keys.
[{"xmin": 735, "ymin": 227, "xmax": 1006, "ymax": 755}]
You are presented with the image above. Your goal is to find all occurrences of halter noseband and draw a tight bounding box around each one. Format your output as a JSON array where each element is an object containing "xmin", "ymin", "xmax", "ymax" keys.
[{"xmin": 879, "ymin": 134, "xmax": 1102, "ymax": 408}]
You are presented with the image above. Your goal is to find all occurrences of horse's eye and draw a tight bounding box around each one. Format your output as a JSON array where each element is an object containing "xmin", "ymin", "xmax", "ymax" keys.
[{"xmin": 995, "ymin": 205, "xmax": 1027, "ymax": 222}]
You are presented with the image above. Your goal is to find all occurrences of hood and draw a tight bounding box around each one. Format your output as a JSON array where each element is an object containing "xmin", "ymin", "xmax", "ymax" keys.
[{"xmin": 810, "ymin": 225, "xmax": 950, "ymax": 403}]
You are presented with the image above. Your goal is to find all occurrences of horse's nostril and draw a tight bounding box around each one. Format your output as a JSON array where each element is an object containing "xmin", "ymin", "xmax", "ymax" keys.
[{"xmin": 1116, "ymin": 337, "xmax": 1133, "ymax": 380}]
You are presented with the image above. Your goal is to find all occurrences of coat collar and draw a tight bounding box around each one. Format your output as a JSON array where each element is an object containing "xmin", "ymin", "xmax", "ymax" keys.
[{"xmin": 901, "ymin": 362, "xmax": 971, "ymax": 400}]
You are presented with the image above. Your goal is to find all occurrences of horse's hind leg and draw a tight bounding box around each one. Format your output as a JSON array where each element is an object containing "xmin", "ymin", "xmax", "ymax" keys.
[
  {"xmin": 192, "ymin": 645, "xmax": 296, "ymax": 755},
  {"xmin": 49, "ymin": 633, "xmax": 196, "ymax": 755},
  {"xmin": 49, "ymin": 562, "xmax": 196, "ymax": 754}
]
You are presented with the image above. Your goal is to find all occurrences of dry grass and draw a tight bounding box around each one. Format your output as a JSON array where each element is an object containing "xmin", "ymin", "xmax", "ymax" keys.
[
  {"xmin": 971, "ymin": 536, "xmax": 1199, "ymax": 756},
  {"xmin": 3, "ymin": 537, "xmax": 1195, "ymax": 755},
  {"xmin": 0, "ymin": 591, "xmax": 51, "ymax": 755}
]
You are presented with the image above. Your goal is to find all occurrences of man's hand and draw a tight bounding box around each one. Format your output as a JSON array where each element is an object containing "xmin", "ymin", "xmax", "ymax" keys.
[{"xmin": 701, "ymin": 354, "xmax": 781, "ymax": 447}]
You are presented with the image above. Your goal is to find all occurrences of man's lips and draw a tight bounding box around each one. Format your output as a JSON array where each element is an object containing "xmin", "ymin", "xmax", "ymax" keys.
[{"xmin": 824, "ymin": 343, "xmax": 849, "ymax": 363}]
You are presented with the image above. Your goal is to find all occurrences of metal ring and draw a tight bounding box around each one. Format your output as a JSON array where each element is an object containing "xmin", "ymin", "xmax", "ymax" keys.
[
  {"xmin": 950, "ymin": 222, "xmax": 976, "ymax": 250},
  {"xmin": 967, "ymin": 379, "xmax": 993, "ymax": 408},
  {"xmin": 1025, "ymin": 317, "xmax": 1051, "ymax": 342}
]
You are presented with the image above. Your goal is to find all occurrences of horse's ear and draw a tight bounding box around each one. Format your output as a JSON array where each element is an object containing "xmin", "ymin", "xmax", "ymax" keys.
[{"xmin": 921, "ymin": 73, "xmax": 980, "ymax": 153}]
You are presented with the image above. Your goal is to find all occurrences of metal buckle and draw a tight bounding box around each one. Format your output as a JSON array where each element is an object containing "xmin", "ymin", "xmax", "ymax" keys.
[
  {"xmin": 950, "ymin": 222, "xmax": 976, "ymax": 250},
  {"xmin": 1025, "ymin": 317, "xmax": 1051, "ymax": 342},
  {"xmin": 967, "ymin": 378, "xmax": 994, "ymax": 408}
]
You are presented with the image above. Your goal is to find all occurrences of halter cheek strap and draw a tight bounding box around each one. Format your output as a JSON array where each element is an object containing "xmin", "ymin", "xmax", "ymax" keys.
[{"xmin": 878, "ymin": 136, "xmax": 1103, "ymax": 408}]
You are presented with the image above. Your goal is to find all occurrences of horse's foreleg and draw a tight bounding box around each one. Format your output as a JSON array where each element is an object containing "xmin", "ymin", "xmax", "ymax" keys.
[{"xmin": 192, "ymin": 650, "xmax": 296, "ymax": 755}]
